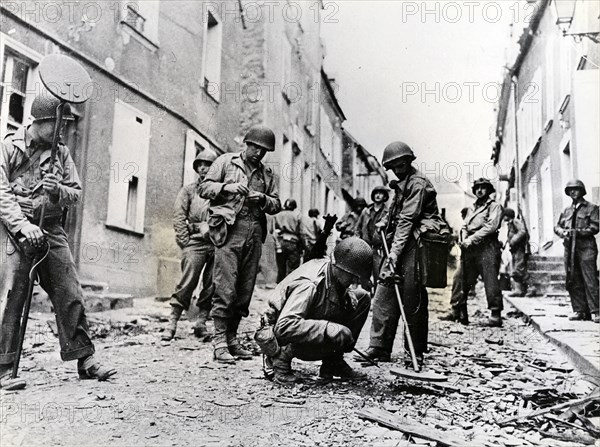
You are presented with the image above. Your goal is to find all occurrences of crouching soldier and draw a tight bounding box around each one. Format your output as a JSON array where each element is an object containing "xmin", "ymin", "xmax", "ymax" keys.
[
  {"xmin": 0, "ymin": 95, "xmax": 115, "ymax": 389},
  {"xmin": 163, "ymin": 150, "xmax": 218, "ymax": 341},
  {"xmin": 261, "ymin": 237, "xmax": 373, "ymax": 385}
]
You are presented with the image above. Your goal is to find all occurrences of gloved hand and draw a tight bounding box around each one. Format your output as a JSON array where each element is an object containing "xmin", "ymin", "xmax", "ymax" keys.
[{"xmin": 325, "ymin": 322, "xmax": 354, "ymax": 352}]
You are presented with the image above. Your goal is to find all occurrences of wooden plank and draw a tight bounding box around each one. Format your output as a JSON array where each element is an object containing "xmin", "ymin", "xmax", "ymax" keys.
[{"xmin": 356, "ymin": 407, "xmax": 467, "ymax": 447}]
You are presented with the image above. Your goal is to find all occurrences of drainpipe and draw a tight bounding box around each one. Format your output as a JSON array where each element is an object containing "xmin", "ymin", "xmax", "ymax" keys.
[{"xmin": 511, "ymin": 76, "xmax": 521, "ymax": 214}]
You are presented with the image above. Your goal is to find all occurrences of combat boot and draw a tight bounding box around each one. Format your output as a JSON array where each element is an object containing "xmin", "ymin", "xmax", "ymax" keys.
[
  {"xmin": 227, "ymin": 317, "xmax": 253, "ymax": 360},
  {"xmin": 213, "ymin": 318, "xmax": 236, "ymax": 364},
  {"xmin": 162, "ymin": 305, "xmax": 183, "ymax": 341},
  {"xmin": 506, "ymin": 280, "xmax": 525, "ymax": 297},
  {"xmin": 193, "ymin": 309, "xmax": 210, "ymax": 338},
  {"xmin": 353, "ymin": 347, "xmax": 390, "ymax": 363},
  {"xmin": 483, "ymin": 309, "xmax": 502, "ymax": 327},
  {"xmin": 272, "ymin": 345, "xmax": 297, "ymax": 385},
  {"xmin": 320, "ymin": 357, "xmax": 367, "ymax": 380}
]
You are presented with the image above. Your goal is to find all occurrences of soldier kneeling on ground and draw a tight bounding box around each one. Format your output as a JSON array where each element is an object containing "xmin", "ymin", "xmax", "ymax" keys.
[{"xmin": 256, "ymin": 237, "xmax": 373, "ymax": 385}]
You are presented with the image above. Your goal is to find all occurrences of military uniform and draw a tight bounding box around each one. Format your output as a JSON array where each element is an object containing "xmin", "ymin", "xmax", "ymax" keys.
[
  {"xmin": 449, "ymin": 197, "xmax": 503, "ymax": 314},
  {"xmin": 506, "ymin": 215, "xmax": 529, "ymax": 291},
  {"xmin": 273, "ymin": 208, "xmax": 304, "ymax": 282},
  {"xmin": 199, "ymin": 151, "xmax": 280, "ymax": 333},
  {"xmin": 335, "ymin": 211, "xmax": 360, "ymax": 239},
  {"xmin": 555, "ymin": 199, "xmax": 599, "ymax": 317},
  {"xmin": 357, "ymin": 203, "xmax": 388, "ymax": 290},
  {"xmin": 0, "ymin": 127, "xmax": 94, "ymax": 364},
  {"xmin": 368, "ymin": 168, "xmax": 447, "ymax": 358},
  {"xmin": 171, "ymin": 180, "xmax": 214, "ymax": 315},
  {"xmin": 301, "ymin": 215, "xmax": 322, "ymax": 262}
]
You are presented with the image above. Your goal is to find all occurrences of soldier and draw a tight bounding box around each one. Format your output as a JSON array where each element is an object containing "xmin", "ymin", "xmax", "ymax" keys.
[
  {"xmin": 502, "ymin": 208, "xmax": 530, "ymax": 297},
  {"xmin": 163, "ymin": 150, "xmax": 218, "ymax": 341},
  {"xmin": 0, "ymin": 95, "xmax": 115, "ymax": 388},
  {"xmin": 441, "ymin": 178, "xmax": 504, "ymax": 327},
  {"xmin": 555, "ymin": 180, "xmax": 599, "ymax": 322},
  {"xmin": 273, "ymin": 199, "xmax": 305, "ymax": 283},
  {"xmin": 199, "ymin": 125, "xmax": 281, "ymax": 363},
  {"xmin": 357, "ymin": 185, "xmax": 389, "ymax": 292},
  {"xmin": 360, "ymin": 142, "xmax": 449, "ymax": 365},
  {"xmin": 302, "ymin": 208, "xmax": 322, "ymax": 262},
  {"xmin": 264, "ymin": 237, "xmax": 373, "ymax": 385},
  {"xmin": 336, "ymin": 197, "xmax": 367, "ymax": 239}
]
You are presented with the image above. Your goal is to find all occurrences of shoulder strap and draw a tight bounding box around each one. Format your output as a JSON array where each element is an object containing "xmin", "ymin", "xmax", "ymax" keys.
[{"xmin": 9, "ymin": 149, "xmax": 43, "ymax": 184}]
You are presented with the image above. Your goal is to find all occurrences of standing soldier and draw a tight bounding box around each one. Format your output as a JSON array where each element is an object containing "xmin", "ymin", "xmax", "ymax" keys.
[
  {"xmin": 360, "ymin": 142, "xmax": 449, "ymax": 365},
  {"xmin": 336, "ymin": 197, "xmax": 367, "ymax": 239},
  {"xmin": 0, "ymin": 95, "xmax": 115, "ymax": 388},
  {"xmin": 302, "ymin": 208, "xmax": 322, "ymax": 262},
  {"xmin": 555, "ymin": 180, "xmax": 599, "ymax": 322},
  {"xmin": 441, "ymin": 178, "xmax": 504, "ymax": 326},
  {"xmin": 199, "ymin": 125, "xmax": 281, "ymax": 363},
  {"xmin": 357, "ymin": 186, "xmax": 389, "ymax": 292},
  {"xmin": 502, "ymin": 208, "xmax": 530, "ymax": 297},
  {"xmin": 273, "ymin": 199, "xmax": 305, "ymax": 282},
  {"xmin": 163, "ymin": 150, "xmax": 218, "ymax": 341}
]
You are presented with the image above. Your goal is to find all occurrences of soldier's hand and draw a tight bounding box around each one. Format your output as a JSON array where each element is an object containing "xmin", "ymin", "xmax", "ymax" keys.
[
  {"xmin": 223, "ymin": 183, "xmax": 249, "ymax": 195},
  {"xmin": 460, "ymin": 239, "xmax": 472, "ymax": 250},
  {"xmin": 42, "ymin": 173, "xmax": 60, "ymax": 196},
  {"xmin": 325, "ymin": 322, "xmax": 354, "ymax": 351},
  {"xmin": 246, "ymin": 191, "xmax": 266, "ymax": 206},
  {"xmin": 19, "ymin": 223, "xmax": 45, "ymax": 248}
]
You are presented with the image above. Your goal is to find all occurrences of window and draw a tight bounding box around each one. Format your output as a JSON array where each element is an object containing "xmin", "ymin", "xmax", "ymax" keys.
[
  {"xmin": 183, "ymin": 129, "xmax": 213, "ymax": 186},
  {"xmin": 203, "ymin": 10, "xmax": 222, "ymax": 98},
  {"xmin": 517, "ymin": 68, "xmax": 543, "ymax": 165},
  {"xmin": 121, "ymin": 1, "xmax": 160, "ymax": 46},
  {"xmin": 304, "ymin": 76, "xmax": 318, "ymax": 134},
  {"xmin": 0, "ymin": 42, "xmax": 40, "ymax": 136},
  {"xmin": 332, "ymin": 131, "xmax": 341, "ymax": 173},
  {"xmin": 106, "ymin": 102, "xmax": 151, "ymax": 234},
  {"xmin": 281, "ymin": 37, "xmax": 292, "ymax": 102},
  {"xmin": 320, "ymin": 106, "xmax": 333, "ymax": 161}
]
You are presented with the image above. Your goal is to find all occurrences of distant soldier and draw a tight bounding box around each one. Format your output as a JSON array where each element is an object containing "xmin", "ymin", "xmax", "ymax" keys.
[
  {"xmin": 199, "ymin": 125, "xmax": 281, "ymax": 363},
  {"xmin": 273, "ymin": 199, "xmax": 305, "ymax": 282},
  {"xmin": 360, "ymin": 142, "xmax": 449, "ymax": 365},
  {"xmin": 301, "ymin": 208, "xmax": 322, "ymax": 262},
  {"xmin": 502, "ymin": 208, "xmax": 530, "ymax": 297},
  {"xmin": 441, "ymin": 178, "xmax": 504, "ymax": 327},
  {"xmin": 336, "ymin": 197, "xmax": 367, "ymax": 239},
  {"xmin": 555, "ymin": 179, "xmax": 599, "ymax": 322},
  {"xmin": 357, "ymin": 186, "xmax": 389, "ymax": 291},
  {"xmin": 0, "ymin": 95, "xmax": 115, "ymax": 389},
  {"xmin": 163, "ymin": 150, "xmax": 218, "ymax": 341},
  {"xmin": 263, "ymin": 237, "xmax": 373, "ymax": 385}
]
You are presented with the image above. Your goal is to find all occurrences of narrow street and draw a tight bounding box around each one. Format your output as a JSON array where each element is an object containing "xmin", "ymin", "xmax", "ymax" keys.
[{"xmin": 2, "ymin": 282, "xmax": 597, "ymax": 447}]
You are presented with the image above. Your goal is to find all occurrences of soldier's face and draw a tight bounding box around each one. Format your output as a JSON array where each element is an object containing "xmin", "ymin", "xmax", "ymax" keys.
[
  {"xmin": 333, "ymin": 266, "xmax": 360, "ymax": 289},
  {"xmin": 474, "ymin": 186, "xmax": 490, "ymax": 199},
  {"xmin": 245, "ymin": 143, "xmax": 267, "ymax": 165},
  {"xmin": 195, "ymin": 161, "xmax": 212, "ymax": 180},
  {"xmin": 32, "ymin": 120, "xmax": 56, "ymax": 144},
  {"xmin": 373, "ymin": 192, "xmax": 386, "ymax": 203},
  {"xmin": 388, "ymin": 158, "xmax": 411, "ymax": 178},
  {"xmin": 567, "ymin": 188, "xmax": 583, "ymax": 201}
]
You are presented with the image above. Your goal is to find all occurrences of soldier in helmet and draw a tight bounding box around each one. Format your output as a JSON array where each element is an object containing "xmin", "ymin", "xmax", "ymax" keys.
[
  {"xmin": 263, "ymin": 237, "xmax": 373, "ymax": 385},
  {"xmin": 199, "ymin": 125, "xmax": 281, "ymax": 363},
  {"xmin": 359, "ymin": 142, "xmax": 449, "ymax": 366},
  {"xmin": 163, "ymin": 150, "xmax": 219, "ymax": 341},
  {"xmin": 336, "ymin": 197, "xmax": 367, "ymax": 239},
  {"xmin": 441, "ymin": 178, "xmax": 504, "ymax": 326},
  {"xmin": 357, "ymin": 185, "xmax": 390, "ymax": 292},
  {"xmin": 502, "ymin": 208, "xmax": 530, "ymax": 297},
  {"xmin": 555, "ymin": 180, "xmax": 599, "ymax": 322},
  {"xmin": 0, "ymin": 94, "xmax": 115, "ymax": 388},
  {"xmin": 273, "ymin": 198, "xmax": 305, "ymax": 283}
]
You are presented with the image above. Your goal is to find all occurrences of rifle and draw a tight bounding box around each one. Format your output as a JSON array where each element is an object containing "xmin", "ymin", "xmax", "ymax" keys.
[
  {"xmin": 307, "ymin": 214, "xmax": 337, "ymax": 259},
  {"xmin": 566, "ymin": 229, "xmax": 577, "ymax": 292}
]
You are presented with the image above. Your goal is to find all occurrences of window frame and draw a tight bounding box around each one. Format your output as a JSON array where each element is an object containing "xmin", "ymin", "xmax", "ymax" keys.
[{"xmin": 201, "ymin": 9, "xmax": 223, "ymax": 101}]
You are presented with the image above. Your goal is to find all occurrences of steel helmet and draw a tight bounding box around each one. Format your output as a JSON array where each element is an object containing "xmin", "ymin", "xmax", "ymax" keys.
[
  {"xmin": 472, "ymin": 178, "xmax": 495, "ymax": 194},
  {"xmin": 564, "ymin": 179, "xmax": 586, "ymax": 196},
  {"xmin": 332, "ymin": 237, "xmax": 373, "ymax": 279},
  {"xmin": 382, "ymin": 141, "xmax": 415, "ymax": 168},
  {"xmin": 244, "ymin": 125, "xmax": 276, "ymax": 152},
  {"xmin": 284, "ymin": 199, "xmax": 297, "ymax": 210},
  {"xmin": 31, "ymin": 94, "xmax": 72, "ymax": 122},
  {"xmin": 193, "ymin": 150, "xmax": 218, "ymax": 171},
  {"xmin": 371, "ymin": 186, "xmax": 389, "ymax": 202}
]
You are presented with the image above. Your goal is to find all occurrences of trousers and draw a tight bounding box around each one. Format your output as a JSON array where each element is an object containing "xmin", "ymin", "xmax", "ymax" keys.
[
  {"xmin": 369, "ymin": 240, "xmax": 429, "ymax": 356},
  {"xmin": 170, "ymin": 240, "xmax": 214, "ymax": 312},
  {"xmin": 566, "ymin": 239, "xmax": 599, "ymax": 315},
  {"xmin": 276, "ymin": 240, "xmax": 301, "ymax": 283},
  {"xmin": 510, "ymin": 245, "xmax": 529, "ymax": 284},
  {"xmin": 0, "ymin": 223, "xmax": 94, "ymax": 364},
  {"xmin": 210, "ymin": 215, "xmax": 263, "ymax": 321},
  {"xmin": 450, "ymin": 238, "xmax": 503, "ymax": 312}
]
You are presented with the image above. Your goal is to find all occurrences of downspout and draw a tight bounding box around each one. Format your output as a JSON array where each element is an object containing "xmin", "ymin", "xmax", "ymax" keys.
[{"xmin": 511, "ymin": 76, "xmax": 521, "ymax": 213}]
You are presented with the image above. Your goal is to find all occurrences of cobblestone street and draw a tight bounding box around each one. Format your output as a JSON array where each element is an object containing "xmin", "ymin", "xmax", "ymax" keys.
[{"xmin": 2, "ymin": 282, "xmax": 597, "ymax": 446}]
